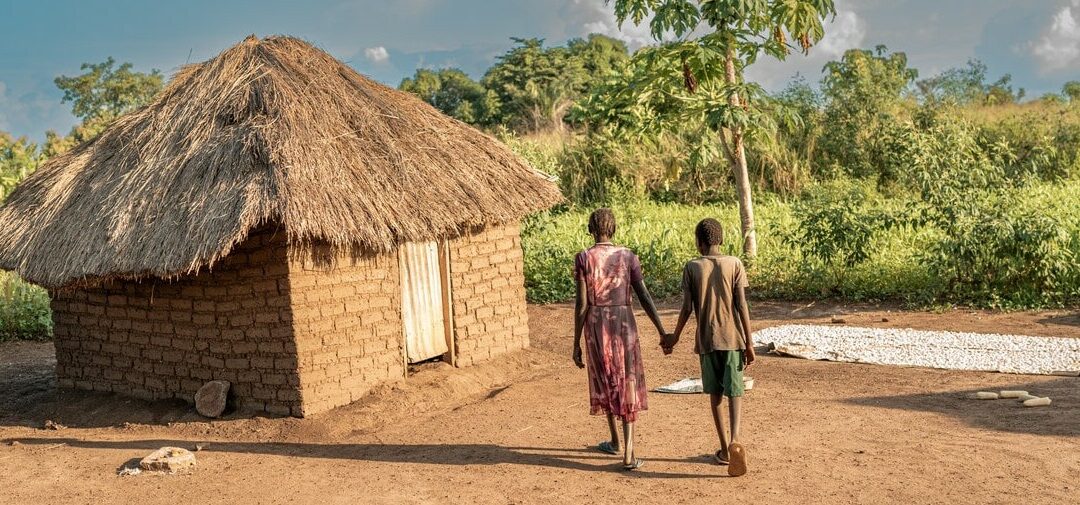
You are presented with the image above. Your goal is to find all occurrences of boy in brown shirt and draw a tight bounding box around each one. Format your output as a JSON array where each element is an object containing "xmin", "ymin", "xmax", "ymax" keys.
[{"xmin": 663, "ymin": 218, "xmax": 755, "ymax": 477}]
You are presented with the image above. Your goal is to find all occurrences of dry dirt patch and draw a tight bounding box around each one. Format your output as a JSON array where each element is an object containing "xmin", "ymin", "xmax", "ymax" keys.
[{"xmin": 1, "ymin": 301, "xmax": 1077, "ymax": 505}]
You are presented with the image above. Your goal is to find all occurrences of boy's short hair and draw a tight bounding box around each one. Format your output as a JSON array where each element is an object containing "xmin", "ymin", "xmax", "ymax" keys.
[
  {"xmin": 695, "ymin": 218, "xmax": 724, "ymax": 246},
  {"xmin": 588, "ymin": 208, "xmax": 617, "ymax": 238}
]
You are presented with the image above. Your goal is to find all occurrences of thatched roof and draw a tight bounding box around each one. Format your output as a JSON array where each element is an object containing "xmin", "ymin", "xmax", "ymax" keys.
[{"xmin": 0, "ymin": 35, "xmax": 562, "ymax": 289}]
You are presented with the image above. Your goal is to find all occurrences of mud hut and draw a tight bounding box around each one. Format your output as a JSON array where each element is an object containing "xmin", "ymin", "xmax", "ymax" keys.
[{"xmin": 0, "ymin": 35, "xmax": 562, "ymax": 417}]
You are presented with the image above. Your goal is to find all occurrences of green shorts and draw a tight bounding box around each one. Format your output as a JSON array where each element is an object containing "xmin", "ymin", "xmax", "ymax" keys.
[{"xmin": 700, "ymin": 350, "xmax": 745, "ymax": 397}]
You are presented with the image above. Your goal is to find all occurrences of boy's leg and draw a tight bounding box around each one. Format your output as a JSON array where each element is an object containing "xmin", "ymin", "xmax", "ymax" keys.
[
  {"xmin": 710, "ymin": 393, "xmax": 729, "ymax": 460},
  {"xmin": 703, "ymin": 351, "xmax": 730, "ymax": 461},
  {"xmin": 606, "ymin": 413, "xmax": 621, "ymax": 450},
  {"xmin": 726, "ymin": 349, "xmax": 746, "ymax": 445},
  {"xmin": 622, "ymin": 421, "xmax": 634, "ymax": 466},
  {"xmin": 728, "ymin": 395, "xmax": 741, "ymax": 444}
]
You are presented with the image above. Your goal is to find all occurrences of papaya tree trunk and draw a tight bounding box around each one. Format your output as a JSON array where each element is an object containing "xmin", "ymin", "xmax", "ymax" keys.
[{"xmin": 724, "ymin": 47, "xmax": 758, "ymax": 259}]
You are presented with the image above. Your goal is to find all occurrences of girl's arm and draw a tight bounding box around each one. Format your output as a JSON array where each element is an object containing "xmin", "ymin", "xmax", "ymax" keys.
[
  {"xmin": 573, "ymin": 277, "xmax": 588, "ymax": 368},
  {"xmin": 631, "ymin": 279, "xmax": 666, "ymax": 337}
]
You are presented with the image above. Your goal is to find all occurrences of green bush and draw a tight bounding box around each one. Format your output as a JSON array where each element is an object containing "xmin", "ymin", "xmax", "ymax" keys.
[
  {"xmin": 0, "ymin": 271, "xmax": 52, "ymax": 341},
  {"xmin": 522, "ymin": 179, "xmax": 1080, "ymax": 308}
]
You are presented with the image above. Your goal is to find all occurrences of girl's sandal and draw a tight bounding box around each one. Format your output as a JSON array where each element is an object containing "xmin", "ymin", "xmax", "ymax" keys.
[
  {"xmin": 622, "ymin": 458, "xmax": 645, "ymax": 471},
  {"xmin": 597, "ymin": 441, "xmax": 619, "ymax": 455},
  {"xmin": 727, "ymin": 443, "xmax": 748, "ymax": 477}
]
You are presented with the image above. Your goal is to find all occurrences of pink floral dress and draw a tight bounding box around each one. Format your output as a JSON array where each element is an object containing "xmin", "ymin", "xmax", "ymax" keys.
[{"xmin": 574, "ymin": 243, "xmax": 648, "ymax": 422}]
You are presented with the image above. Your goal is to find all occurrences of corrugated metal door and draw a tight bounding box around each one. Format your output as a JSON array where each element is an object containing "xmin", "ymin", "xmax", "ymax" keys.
[{"xmin": 399, "ymin": 241, "xmax": 450, "ymax": 363}]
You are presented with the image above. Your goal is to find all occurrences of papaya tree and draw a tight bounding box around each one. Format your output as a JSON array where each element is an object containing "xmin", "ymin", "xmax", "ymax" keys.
[{"xmin": 609, "ymin": 0, "xmax": 836, "ymax": 258}]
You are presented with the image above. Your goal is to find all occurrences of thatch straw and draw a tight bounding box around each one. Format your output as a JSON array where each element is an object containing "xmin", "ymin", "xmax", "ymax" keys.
[{"xmin": 0, "ymin": 35, "xmax": 562, "ymax": 289}]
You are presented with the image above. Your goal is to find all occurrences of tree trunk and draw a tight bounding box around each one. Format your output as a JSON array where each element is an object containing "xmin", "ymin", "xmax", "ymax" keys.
[{"xmin": 724, "ymin": 47, "xmax": 758, "ymax": 259}]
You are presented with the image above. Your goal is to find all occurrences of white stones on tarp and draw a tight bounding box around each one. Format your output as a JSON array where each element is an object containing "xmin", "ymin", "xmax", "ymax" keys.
[
  {"xmin": 754, "ymin": 324, "xmax": 1080, "ymax": 375},
  {"xmin": 139, "ymin": 447, "xmax": 196, "ymax": 474},
  {"xmin": 195, "ymin": 380, "xmax": 230, "ymax": 418}
]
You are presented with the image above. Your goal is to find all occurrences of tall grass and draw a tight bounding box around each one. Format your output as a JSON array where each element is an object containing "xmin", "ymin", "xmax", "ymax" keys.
[
  {"xmin": 522, "ymin": 178, "xmax": 1080, "ymax": 308},
  {"xmin": 0, "ymin": 271, "xmax": 52, "ymax": 341},
  {"xmin": 522, "ymin": 196, "xmax": 937, "ymax": 304}
]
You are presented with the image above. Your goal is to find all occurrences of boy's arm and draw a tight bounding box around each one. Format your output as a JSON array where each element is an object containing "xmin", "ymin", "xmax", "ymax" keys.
[
  {"xmin": 572, "ymin": 278, "xmax": 588, "ymax": 369},
  {"xmin": 733, "ymin": 284, "xmax": 755, "ymax": 366},
  {"xmin": 665, "ymin": 294, "xmax": 692, "ymax": 354},
  {"xmin": 631, "ymin": 278, "xmax": 666, "ymax": 337},
  {"xmin": 665, "ymin": 264, "xmax": 693, "ymax": 353}
]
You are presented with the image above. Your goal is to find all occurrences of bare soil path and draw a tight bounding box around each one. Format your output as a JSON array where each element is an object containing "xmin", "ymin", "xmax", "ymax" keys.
[{"xmin": 1, "ymin": 301, "xmax": 1077, "ymax": 504}]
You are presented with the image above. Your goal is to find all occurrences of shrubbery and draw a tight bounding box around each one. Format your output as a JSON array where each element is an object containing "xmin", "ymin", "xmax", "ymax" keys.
[
  {"xmin": 518, "ymin": 96, "xmax": 1080, "ymax": 308},
  {"xmin": 0, "ymin": 271, "xmax": 52, "ymax": 342},
  {"xmin": 522, "ymin": 179, "xmax": 1080, "ymax": 308}
]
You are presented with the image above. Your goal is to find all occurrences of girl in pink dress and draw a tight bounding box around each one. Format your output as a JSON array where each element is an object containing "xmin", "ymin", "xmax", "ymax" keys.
[{"xmin": 572, "ymin": 208, "xmax": 667, "ymax": 470}]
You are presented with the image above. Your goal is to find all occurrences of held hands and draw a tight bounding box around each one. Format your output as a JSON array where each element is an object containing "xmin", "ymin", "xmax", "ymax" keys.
[
  {"xmin": 572, "ymin": 345, "xmax": 585, "ymax": 369},
  {"xmin": 660, "ymin": 332, "xmax": 678, "ymax": 355}
]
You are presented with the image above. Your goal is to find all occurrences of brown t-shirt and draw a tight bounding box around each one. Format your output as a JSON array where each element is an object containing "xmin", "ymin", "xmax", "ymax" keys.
[{"xmin": 682, "ymin": 255, "xmax": 749, "ymax": 354}]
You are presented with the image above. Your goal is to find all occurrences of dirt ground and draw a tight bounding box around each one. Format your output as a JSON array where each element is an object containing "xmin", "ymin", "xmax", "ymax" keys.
[{"xmin": 1, "ymin": 301, "xmax": 1077, "ymax": 505}]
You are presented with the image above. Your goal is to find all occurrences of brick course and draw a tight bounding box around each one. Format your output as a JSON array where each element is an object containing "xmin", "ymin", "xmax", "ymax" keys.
[
  {"xmin": 51, "ymin": 227, "xmax": 302, "ymax": 414},
  {"xmin": 287, "ymin": 244, "xmax": 404, "ymax": 416},
  {"xmin": 447, "ymin": 223, "xmax": 529, "ymax": 367},
  {"xmin": 50, "ymin": 223, "xmax": 530, "ymax": 417}
]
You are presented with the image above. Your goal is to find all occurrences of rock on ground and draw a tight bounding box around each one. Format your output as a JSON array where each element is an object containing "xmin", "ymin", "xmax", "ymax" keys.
[
  {"xmin": 139, "ymin": 447, "xmax": 196, "ymax": 474},
  {"xmin": 195, "ymin": 380, "xmax": 230, "ymax": 418}
]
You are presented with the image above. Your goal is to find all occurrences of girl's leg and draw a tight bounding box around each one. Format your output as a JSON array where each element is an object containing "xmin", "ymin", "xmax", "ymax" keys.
[
  {"xmin": 606, "ymin": 413, "xmax": 621, "ymax": 450},
  {"xmin": 710, "ymin": 394, "xmax": 729, "ymax": 459},
  {"xmin": 622, "ymin": 420, "xmax": 634, "ymax": 466}
]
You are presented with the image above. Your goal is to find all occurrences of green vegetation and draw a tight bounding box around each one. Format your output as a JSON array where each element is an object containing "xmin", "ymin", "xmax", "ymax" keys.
[
  {"xmin": 1, "ymin": 58, "xmax": 161, "ymax": 341},
  {"xmin": 2, "ymin": 11, "xmax": 1079, "ymax": 341},
  {"xmin": 504, "ymin": 34, "xmax": 1080, "ymax": 309},
  {"xmin": 0, "ymin": 271, "xmax": 52, "ymax": 342},
  {"xmin": 522, "ymin": 178, "xmax": 1079, "ymax": 308}
]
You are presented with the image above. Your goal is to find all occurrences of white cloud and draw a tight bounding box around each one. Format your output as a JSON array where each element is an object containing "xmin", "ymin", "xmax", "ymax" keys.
[
  {"xmin": 744, "ymin": 5, "xmax": 867, "ymax": 91},
  {"xmin": 363, "ymin": 46, "xmax": 390, "ymax": 64},
  {"xmin": 1031, "ymin": 0, "xmax": 1080, "ymax": 73},
  {"xmin": 571, "ymin": 0, "xmax": 656, "ymax": 49},
  {"xmin": 817, "ymin": 9, "xmax": 867, "ymax": 57}
]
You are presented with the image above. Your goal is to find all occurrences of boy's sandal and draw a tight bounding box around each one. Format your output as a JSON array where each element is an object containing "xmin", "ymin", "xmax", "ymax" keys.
[
  {"xmin": 727, "ymin": 443, "xmax": 748, "ymax": 477},
  {"xmin": 622, "ymin": 458, "xmax": 645, "ymax": 471},
  {"xmin": 597, "ymin": 441, "xmax": 619, "ymax": 455},
  {"xmin": 713, "ymin": 449, "xmax": 729, "ymax": 465}
]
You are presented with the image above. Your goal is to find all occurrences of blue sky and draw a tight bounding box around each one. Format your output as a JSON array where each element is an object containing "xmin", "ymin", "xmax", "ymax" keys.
[{"xmin": 2, "ymin": 0, "xmax": 1079, "ymax": 141}]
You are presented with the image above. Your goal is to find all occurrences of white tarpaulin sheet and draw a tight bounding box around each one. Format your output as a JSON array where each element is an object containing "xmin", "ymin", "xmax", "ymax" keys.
[{"xmin": 754, "ymin": 324, "xmax": 1080, "ymax": 375}]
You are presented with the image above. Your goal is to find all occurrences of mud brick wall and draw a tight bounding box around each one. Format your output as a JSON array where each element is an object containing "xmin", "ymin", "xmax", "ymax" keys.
[
  {"xmin": 288, "ymin": 247, "xmax": 404, "ymax": 416},
  {"xmin": 447, "ymin": 223, "xmax": 529, "ymax": 367},
  {"xmin": 50, "ymin": 228, "xmax": 303, "ymax": 415}
]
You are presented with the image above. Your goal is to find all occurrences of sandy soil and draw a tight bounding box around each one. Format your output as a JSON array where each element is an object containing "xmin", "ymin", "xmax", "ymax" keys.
[{"xmin": 0, "ymin": 301, "xmax": 1077, "ymax": 505}]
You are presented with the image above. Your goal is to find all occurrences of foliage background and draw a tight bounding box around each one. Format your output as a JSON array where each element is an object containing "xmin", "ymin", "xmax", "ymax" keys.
[{"xmin": 2, "ymin": 30, "xmax": 1080, "ymax": 341}]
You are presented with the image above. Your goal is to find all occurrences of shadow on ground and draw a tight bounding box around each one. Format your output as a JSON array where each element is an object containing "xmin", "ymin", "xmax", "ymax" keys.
[
  {"xmin": 5, "ymin": 437, "xmax": 725, "ymax": 479},
  {"xmin": 846, "ymin": 377, "xmax": 1079, "ymax": 437}
]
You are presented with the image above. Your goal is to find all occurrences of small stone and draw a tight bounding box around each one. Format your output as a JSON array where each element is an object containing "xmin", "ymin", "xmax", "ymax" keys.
[
  {"xmin": 880, "ymin": 317, "xmax": 890, "ymax": 322},
  {"xmin": 139, "ymin": 447, "xmax": 196, "ymax": 474},
  {"xmin": 43, "ymin": 420, "xmax": 67, "ymax": 431},
  {"xmin": 8, "ymin": 440, "xmax": 21, "ymax": 446},
  {"xmin": 195, "ymin": 380, "xmax": 230, "ymax": 418},
  {"xmin": 830, "ymin": 315, "xmax": 847, "ymax": 324},
  {"xmin": 194, "ymin": 444, "xmax": 206, "ymax": 452}
]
